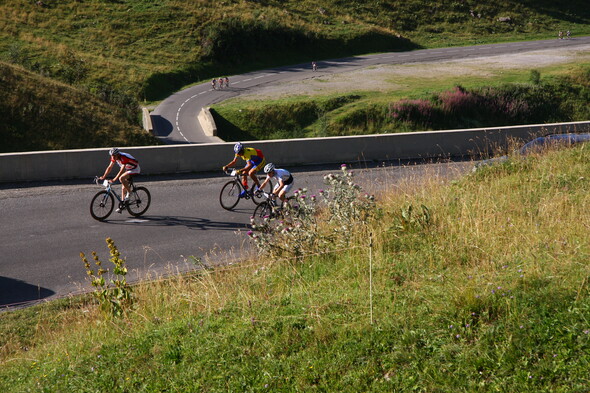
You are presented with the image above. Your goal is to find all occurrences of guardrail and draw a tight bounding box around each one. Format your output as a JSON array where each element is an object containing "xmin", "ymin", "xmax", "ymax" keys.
[{"xmin": 1, "ymin": 121, "xmax": 589, "ymax": 183}]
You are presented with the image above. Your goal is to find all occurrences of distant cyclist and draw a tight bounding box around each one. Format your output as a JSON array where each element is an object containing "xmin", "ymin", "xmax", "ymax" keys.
[
  {"xmin": 99, "ymin": 148, "xmax": 140, "ymax": 212},
  {"xmin": 222, "ymin": 142, "xmax": 266, "ymax": 197},
  {"xmin": 224, "ymin": 77, "xmax": 230, "ymax": 88},
  {"xmin": 218, "ymin": 77, "xmax": 224, "ymax": 89},
  {"xmin": 259, "ymin": 163, "xmax": 294, "ymax": 204},
  {"xmin": 211, "ymin": 78, "xmax": 217, "ymax": 90}
]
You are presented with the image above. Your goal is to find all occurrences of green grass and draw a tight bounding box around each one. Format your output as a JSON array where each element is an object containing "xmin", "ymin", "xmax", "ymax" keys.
[
  {"xmin": 2, "ymin": 145, "xmax": 590, "ymax": 391},
  {"xmin": 1, "ymin": 0, "xmax": 589, "ymax": 101},
  {"xmin": 1, "ymin": 0, "xmax": 589, "ymax": 151},
  {"xmin": 0, "ymin": 61, "xmax": 160, "ymax": 153}
]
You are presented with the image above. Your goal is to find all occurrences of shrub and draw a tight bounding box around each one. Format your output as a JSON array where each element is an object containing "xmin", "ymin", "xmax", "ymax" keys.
[{"xmin": 80, "ymin": 238, "xmax": 134, "ymax": 318}]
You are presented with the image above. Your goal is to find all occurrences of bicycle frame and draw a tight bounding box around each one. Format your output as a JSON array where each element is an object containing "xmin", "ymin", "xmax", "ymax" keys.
[{"xmin": 91, "ymin": 176, "xmax": 151, "ymax": 221}]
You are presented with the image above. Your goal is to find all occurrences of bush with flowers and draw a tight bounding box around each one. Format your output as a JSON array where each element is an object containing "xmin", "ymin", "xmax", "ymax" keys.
[{"xmin": 248, "ymin": 164, "xmax": 377, "ymax": 259}]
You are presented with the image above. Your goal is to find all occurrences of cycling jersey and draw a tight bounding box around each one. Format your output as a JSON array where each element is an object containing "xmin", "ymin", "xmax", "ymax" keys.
[
  {"xmin": 236, "ymin": 148, "xmax": 264, "ymax": 166},
  {"xmin": 269, "ymin": 168, "xmax": 294, "ymax": 194},
  {"xmin": 111, "ymin": 152, "xmax": 139, "ymax": 171},
  {"xmin": 270, "ymin": 168, "xmax": 293, "ymax": 185}
]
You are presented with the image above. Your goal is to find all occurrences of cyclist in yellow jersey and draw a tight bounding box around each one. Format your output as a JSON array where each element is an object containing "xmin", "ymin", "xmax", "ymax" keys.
[{"xmin": 222, "ymin": 142, "xmax": 266, "ymax": 197}]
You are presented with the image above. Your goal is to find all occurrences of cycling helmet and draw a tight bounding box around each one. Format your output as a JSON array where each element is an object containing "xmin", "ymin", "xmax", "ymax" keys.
[
  {"xmin": 109, "ymin": 147, "xmax": 120, "ymax": 156},
  {"xmin": 233, "ymin": 142, "xmax": 244, "ymax": 154},
  {"xmin": 264, "ymin": 163, "xmax": 275, "ymax": 173}
]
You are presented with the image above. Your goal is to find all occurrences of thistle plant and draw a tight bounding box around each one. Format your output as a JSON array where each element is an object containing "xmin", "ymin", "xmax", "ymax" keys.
[
  {"xmin": 321, "ymin": 164, "xmax": 377, "ymax": 245},
  {"xmin": 249, "ymin": 165, "xmax": 377, "ymax": 257},
  {"xmin": 80, "ymin": 237, "xmax": 134, "ymax": 317}
]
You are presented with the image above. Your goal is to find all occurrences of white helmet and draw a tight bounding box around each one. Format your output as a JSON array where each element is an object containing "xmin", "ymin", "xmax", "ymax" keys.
[
  {"xmin": 264, "ymin": 163, "xmax": 275, "ymax": 173},
  {"xmin": 233, "ymin": 142, "xmax": 244, "ymax": 154},
  {"xmin": 109, "ymin": 147, "xmax": 120, "ymax": 156}
]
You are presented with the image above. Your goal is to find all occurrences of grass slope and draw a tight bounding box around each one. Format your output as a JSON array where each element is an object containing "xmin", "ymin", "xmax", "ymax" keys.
[
  {"xmin": 1, "ymin": 0, "xmax": 588, "ymax": 101},
  {"xmin": 0, "ymin": 62, "xmax": 159, "ymax": 153},
  {"xmin": 1, "ymin": 145, "xmax": 590, "ymax": 391}
]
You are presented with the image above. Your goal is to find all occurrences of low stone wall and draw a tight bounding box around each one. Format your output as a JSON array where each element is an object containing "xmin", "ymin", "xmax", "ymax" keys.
[{"xmin": 1, "ymin": 121, "xmax": 589, "ymax": 183}]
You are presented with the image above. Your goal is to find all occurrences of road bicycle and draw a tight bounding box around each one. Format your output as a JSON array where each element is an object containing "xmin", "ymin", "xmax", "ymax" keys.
[
  {"xmin": 219, "ymin": 169, "xmax": 273, "ymax": 211},
  {"xmin": 90, "ymin": 176, "xmax": 151, "ymax": 221},
  {"xmin": 251, "ymin": 191, "xmax": 300, "ymax": 229}
]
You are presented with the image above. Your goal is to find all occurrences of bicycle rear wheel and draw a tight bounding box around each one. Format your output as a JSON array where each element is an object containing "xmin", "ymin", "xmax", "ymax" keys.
[
  {"xmin": 90, "ymin": 191, "xmax": 114, "ymax": 221},
  {"xmin": 220, "ymin": 180, "xmax": 241, "ymax": 210},
  {"xmin": 127, "ymin": 186, "xmax": 151, "ymax": 217}
]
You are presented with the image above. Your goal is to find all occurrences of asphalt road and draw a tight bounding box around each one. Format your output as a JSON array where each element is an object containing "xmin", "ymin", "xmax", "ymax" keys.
[
  {"xmin": 152, "ymin": 36, "xmax": 590, "ymax": 144},
  {"xmin": 0, "ymin": 161, "xmax": 473, "ymax": 308}
]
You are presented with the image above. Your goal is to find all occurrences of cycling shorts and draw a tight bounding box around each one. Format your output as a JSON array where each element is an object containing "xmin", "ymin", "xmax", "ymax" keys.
[{"xmin": 124, "ymin": 165, "xmax": 141, "ymax": 176}]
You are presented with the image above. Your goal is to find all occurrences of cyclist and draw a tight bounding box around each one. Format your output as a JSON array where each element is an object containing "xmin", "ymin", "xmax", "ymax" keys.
[
  {"xmin": 99, "ymin": 148, "xmax": 140, "ymax": 213},
  {"xmin": 211, "ymin": 78, "xmax": 217, "ymax": 90},
  {"xmin": 222, "ymin": 142, "xmax": 266, "ymax": 198},
  {"xmin": 224, "ymin": 77, "xmax": 230, "ymax": 88},
  {"xmin": 259, "ymin": 163, "xmax": 294, "ymax": 204}
]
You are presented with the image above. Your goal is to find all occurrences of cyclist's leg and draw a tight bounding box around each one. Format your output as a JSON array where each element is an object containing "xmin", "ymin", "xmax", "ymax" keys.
[
  {"xmin": 278, "ymin": 182, "xmax": 293, "ymax": 204},
  {"xmin": 121, "ymin": 166, "xmax": 140, "ymax": 199},
  {"xmin": 249, "ymin": 159, "xmax": 265, "ymax": 188}
]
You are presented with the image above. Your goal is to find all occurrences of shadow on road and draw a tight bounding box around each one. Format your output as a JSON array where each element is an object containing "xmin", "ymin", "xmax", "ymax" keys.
[
  {"xmin": 0, "ymin": 276, "xmax": 55, "ymax": 308},
  {"xmin": 103, "ymin": 215, "xmax": 251, "ymax": 231},
  {"xmin": 150, "ymin": 114, "xmax": 174, "ymax": 138}
]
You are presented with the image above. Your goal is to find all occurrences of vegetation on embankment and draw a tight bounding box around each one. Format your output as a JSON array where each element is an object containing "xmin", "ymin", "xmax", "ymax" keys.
[
  {"xmin": 0, "ymin": 62, "xmax": 159, "ymax": 153},
  {"xmin": 2, "ymin": 145, "xmax": 590, "ymax": 391},
  {"xmin": 1, "ymin": 0, "xmax": 588, "ymax": 102},
  {"xmin": 1, "ymin": 0, "xmax": 588, "ymax": 151},
  {"xmin": 213, "ymin": 65, "xmax": 590, "ymax": 140}
]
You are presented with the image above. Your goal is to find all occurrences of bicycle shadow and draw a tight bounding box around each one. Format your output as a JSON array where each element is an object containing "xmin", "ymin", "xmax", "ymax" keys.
[{"xmin": 105, "ymin": 215, "xmax": 252, "ymax": 231}]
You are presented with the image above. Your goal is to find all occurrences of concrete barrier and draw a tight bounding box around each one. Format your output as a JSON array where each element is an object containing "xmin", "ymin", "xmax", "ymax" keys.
[
  {"xmin": 198, "ymin": 107, "xmax": 217, "ymax": 137},
  {"xmin": 1, "ymin": 121, "xmax": 589, "ymax": 183},
  {"xmin": 142, "ymin": 107, "xmax": 153, "ymax": 132}
]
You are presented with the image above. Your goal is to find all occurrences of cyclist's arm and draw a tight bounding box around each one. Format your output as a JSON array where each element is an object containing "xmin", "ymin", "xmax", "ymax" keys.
[
  {"xmin": 223, "ymin": 156, "xmax": 239, "ymax": 170},
  {"xmin": 100, "ymin": 161, "xmax": 116, "ymax": 180},
  {"xmin": 259, "ymin": 175, "xmax": 271, "ymax": 190}
]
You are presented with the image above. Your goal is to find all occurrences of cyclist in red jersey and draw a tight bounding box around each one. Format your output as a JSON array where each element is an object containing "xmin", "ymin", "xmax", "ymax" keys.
[{"xmin": 99, "ymin": 148, "xmax": 140, "ymax": 208}]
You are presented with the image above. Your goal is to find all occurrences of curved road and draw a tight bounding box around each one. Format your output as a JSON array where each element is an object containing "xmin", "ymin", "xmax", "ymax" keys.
[
  {"xmin": 3, "ymin": 37, "xmax": 589, "ymax": 308},
  {"xmin": 0, "ymin": 162, "xmax": 471, "ymax": 308},
  {"xmin": 152, "ymin": 36, "xmax": 590, "ymax": 144}
]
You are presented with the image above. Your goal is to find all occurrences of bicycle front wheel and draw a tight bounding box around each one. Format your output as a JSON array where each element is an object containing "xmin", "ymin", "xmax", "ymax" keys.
[
  {"xmin": 127, "ymin": 186, "xmax": 151, "ymax": 217},
  {"xmin": 220, "ymin": 181, "xmax": 241, "ymax": 210},
  {"xmin": 90, "ymin": 191, "xmax": 114, "ymax": 221},
  {"xmin": 252, "ymin": 202, "xmax": 274, "ymax": 229}
]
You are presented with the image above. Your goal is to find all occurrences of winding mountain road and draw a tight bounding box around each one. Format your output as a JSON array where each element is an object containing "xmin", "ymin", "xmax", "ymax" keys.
[{"xmin": 152, "ymin": 36, "xmax": 590, "ymax": 144}]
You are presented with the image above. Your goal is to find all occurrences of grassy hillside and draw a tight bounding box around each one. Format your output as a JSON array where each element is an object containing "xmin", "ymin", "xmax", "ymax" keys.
[
  {"xmin": 1, "ymin": 0, "xmax": 588, "ymax": 101},
  {"xmin": 0, "ymin": 0, "xmax": 588, "ymax": 151},
  {"xmin": 0, "ymin": 62, "xmax": 159, "ymax": 153},
  {"xmin": 1, "ymin": 145, "xmax": 590, "ymax": 391}
]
